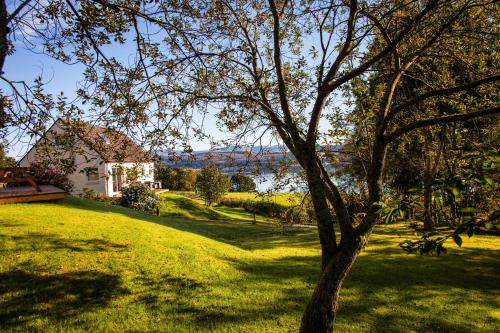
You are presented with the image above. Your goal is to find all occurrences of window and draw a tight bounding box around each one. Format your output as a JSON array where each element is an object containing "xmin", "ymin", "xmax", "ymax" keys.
[
  {"xmin": 149, "ymin": 165, "xmax": 154, "ymax": 176},
  {"xmin": 87, "ymin": 168, "xmax": 99, "ymax": 182}
]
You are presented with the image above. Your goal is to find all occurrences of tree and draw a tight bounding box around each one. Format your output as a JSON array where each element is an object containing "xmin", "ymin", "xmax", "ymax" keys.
[
  {"xmin": 230, "ymin": 173, "xmax": 256, "ymax": 192},
  {"xmin": 1, "ymin": 1, "xmax": 499, "ymax": 332},
  {"xmin": 155, "ymin": 165, "xmax": 199, "ymax": 191},
  {"xmin": 195, "ymin": 165, "xmax": 231, "ymax": 206},
  {"xmin": 0, "ymin": 143, "xmax": 15, "ymax": 168}
]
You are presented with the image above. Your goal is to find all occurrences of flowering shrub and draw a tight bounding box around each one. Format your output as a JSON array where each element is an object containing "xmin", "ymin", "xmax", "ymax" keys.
[
  {"xmin": 28, "ymin": 161, "xmax": 73, "ymax": 191},
  {"xmin": 120, "ymin": 182, "xmax": 160, "ymax": 213}
]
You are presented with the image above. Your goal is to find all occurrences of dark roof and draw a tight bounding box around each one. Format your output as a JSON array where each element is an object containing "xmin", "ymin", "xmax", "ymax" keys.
[{"xmin": 59, "ymin": 119, "xmax": 154, "ymax": 163}]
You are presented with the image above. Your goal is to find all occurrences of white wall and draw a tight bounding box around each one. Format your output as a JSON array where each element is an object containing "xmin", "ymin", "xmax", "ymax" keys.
[{"xmin": 104, "ymin": 162, "xmax": 155, "ymax": 196}]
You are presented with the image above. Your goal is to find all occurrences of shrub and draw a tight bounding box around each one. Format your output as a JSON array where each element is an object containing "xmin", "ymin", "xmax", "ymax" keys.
[
  {"xmin": 120, "ymin": 182, "xmax": 160, "ymax": 213},
  {"xmin": 80, "ymin": 188, "xmax": 119, "ymax": 204},
  {"xmin": 195, "ymin": 165, "xmax": 231, "ymax": 206},
  {"xmin": 28, "ymin": 161, "xmax": 73, "ymax": 191},
  {"xmin": 218, "ymin": 197, "xmax": 317, "ymax": 224}
]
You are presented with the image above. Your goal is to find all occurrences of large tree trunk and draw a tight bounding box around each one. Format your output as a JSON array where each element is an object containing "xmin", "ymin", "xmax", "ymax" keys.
[
  {"xmin": 422, "ymin": 134, "xmax": 445, "ymax": 229},
  {"xmin": 298, "ymin": 139, "xmax": 386, "ymax": 333},
  {"xmin": 299, "ymin": 239, "xmax": 362, "ymax": 333}
]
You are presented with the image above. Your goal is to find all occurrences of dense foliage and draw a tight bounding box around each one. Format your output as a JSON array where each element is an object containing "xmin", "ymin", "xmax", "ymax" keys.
[
  {"xmin": 230, "ymin": 173, "xmax": 256, "ymax": 192},
  {"xmin": 0, "ymin": 143, "xmax": 15, "ymax": 168},
  {"xmin": 155, "ymin": 165, "xmax": 199, "ymax": 191},
  {"xmin": 120, "ymin": 182, "xmax": 160, "ymax": 213},
  {"xmin": 195, "ymin": 165, "xmax": 231, "ymax": 206}
]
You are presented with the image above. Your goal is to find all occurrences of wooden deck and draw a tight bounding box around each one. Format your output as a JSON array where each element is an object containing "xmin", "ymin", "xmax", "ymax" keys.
[{"xmin": 0, "ymin": 185, "xmax": 66, "ymax": 204}]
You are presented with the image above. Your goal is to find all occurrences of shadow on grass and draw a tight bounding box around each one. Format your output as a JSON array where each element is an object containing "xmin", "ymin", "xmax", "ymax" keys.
[
  {"xmin": 3, "ymin": 197, "xmax": 499, "ymax": 331},
  {"xmin": 160, "ymin": 195, "xmax": 224, "ymax": 220},
  {"xmin": 0, "ymin": 233, "xmax": 130, "ymax": 253},
  {"xmin": 127, "ymin": 247, "xmax": 499, "ymax": 331},
  {"xmin": 0, "ymin": 268, "xmax": 129, "ymax": 329},
  {"xmin": 55, "ymin": 196, "xmax": 322, "ymax": 251}
]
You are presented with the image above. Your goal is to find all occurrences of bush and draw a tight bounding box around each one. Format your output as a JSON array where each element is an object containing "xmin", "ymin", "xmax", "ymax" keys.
[
  {"xmin": 218, "ymin": 197, "xmax": 317, "ymax": 224},
  {"xmin": 120, "ymin": 182, "xmax": 160, "ymax": 213},
  {"xmin": 28, "ymin": 161, "xmax": 73, "ymax": 191},
  {"xmin": 80, "ymin": 188, "xmax": 119, "ymax": 204},
  {"xmin": 230, "ymin": 173, "xmax": 256, "ymax": 192},
  {"xmin": 195, "ymin": 165, "xmax": 231, "ymax": 206}
]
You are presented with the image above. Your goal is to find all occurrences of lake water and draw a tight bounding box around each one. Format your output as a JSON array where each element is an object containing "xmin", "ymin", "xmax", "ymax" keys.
[{"xmin": 252, "ymin": 173, "xmax": 307, "ymax": 193}]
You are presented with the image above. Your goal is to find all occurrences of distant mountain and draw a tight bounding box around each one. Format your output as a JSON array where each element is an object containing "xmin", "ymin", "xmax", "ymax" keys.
[{"xmin": 157, "ymin": 144, "xmax": 343, "ymax": 174}]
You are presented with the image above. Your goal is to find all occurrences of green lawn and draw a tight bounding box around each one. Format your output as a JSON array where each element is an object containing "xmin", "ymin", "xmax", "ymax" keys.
[
  {"xmin": 160, "ymin": 192, "xmax": 270, "ymax": 222},
  {"xmin": 223, "ymin": 191, "xmax": 303, "ymax": 206},
  {"xmin": 0, "ymin": 196, "xmax": 499, "ymax": 332},
  {"xmin": 172, "ymin": 191, "xmax": 303, "ymax": 206}
]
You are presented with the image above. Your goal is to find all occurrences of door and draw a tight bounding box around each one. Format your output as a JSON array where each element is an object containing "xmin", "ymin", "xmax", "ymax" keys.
[{"xmin": 111, "ymin": 167, "xmax": 124, "ymax": 193}]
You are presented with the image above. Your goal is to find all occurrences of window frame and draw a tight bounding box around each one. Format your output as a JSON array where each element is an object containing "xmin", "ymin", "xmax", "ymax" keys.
[{"xmin": 86, "ymin": 167, "xmax": 100, "ymax": 182}]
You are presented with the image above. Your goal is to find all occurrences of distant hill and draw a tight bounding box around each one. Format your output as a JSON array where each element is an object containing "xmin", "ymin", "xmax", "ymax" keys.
[{"xmin": 157, "ymin": 144, "xmax": 343, "ymax": 174}]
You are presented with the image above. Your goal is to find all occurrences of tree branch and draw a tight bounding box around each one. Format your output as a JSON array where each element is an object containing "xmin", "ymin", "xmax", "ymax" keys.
[
  {"xmin": 268, "ymin": 0, "xmax": 300, "ymax": 142},
  {"xmin": 385, "ymin": 106, "xmax": 500, "ymax": 143},
  {"xmin": 386, "ymin": 74, "xmax": 500, "ymax": 121}
]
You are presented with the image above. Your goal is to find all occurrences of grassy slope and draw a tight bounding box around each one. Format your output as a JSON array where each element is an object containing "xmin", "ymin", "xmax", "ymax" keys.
[
  {"xmin": 160, "ymin": 192, "xmax": 271, "ymax": 222},
  {"xmin": 223, "ymin": 191, "xmax": 303, "ymax": 206},
  {"xmin": 0, "ymin": 197, "xmax": 498, "ymax": 332}
]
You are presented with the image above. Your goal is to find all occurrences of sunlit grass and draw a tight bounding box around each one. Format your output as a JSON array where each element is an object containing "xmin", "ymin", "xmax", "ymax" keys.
[
  {"xmin": 0, "ymin": 196, "xmax": 498, "ymax": 332},
  {"xmin": 223, "ymin": 191, "xmax": 303, "ymax": 206},
  {"xmin": 160, "ymin": 192, "xmax": 269, "ymax": 222}
]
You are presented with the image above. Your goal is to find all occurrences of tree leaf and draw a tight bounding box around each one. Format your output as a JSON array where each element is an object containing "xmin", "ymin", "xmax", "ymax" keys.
[
  {"xmin": 483, "ymin": 175, "xmax": 494, "ymax": 186},
  {"xmin": 452, "ymin": 234, "xmax": 462, "ymax": 247},
  {"xmin": 459, "ymin": 207, "xmax": 480, "ymax": 213}
]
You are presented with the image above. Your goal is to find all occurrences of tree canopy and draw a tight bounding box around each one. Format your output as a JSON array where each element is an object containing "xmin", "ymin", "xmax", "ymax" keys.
[{"xmin": 1, "ymin": 1, "xmax": 498, "ymax": 332}]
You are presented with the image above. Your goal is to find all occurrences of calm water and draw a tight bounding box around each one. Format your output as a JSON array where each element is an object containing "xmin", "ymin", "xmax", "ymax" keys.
[{"xmin": 252, "ymin": 173, "xmax": 307, "ymax": 193}]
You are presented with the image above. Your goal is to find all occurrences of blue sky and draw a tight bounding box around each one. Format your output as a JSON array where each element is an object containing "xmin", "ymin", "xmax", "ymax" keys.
[
  {"xmin": 2, "ymin": 1, "xmax": 348, "ymax": 160},
  {"xmin": 3, "ymin": 42, "xmax": 230, "ymax": 158}
]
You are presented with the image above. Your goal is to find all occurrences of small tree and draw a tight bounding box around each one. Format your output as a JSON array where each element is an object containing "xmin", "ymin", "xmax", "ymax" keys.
[
  {"xmin": 195, "ymin": 165, "xmax": 230, "ymax": 206},
  {"xmin": 230, "ymin": 173, "xmax": 256, "ymax": 192}
]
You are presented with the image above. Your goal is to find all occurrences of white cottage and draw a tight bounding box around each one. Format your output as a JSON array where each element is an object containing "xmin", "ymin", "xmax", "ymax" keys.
[{"xmin": 19, "ymin": 119, "xmax": 157, "ymax": 197}]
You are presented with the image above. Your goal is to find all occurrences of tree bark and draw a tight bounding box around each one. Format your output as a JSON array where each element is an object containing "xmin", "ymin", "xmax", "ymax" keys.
[
  {"xmin": 423, "ymin": 181, "xmax": 434, "ymax": 229},
  {"xmin": 305, "ymin": 163, "xmax": 337, "ymax": 269},
  {"xmin": 298, "ymin": 138, "xmax": 386, "ymax": 333},
  {"xmin": 299, "ymin": 239, "xmax": 362, "ymax": 333}
]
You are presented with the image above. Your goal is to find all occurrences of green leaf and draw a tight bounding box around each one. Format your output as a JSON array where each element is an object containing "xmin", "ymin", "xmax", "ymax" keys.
[
  {"xmin": 459, "ymin": 207, "xmax": 480, "ymax": 214},
  {"xmin": 451, "ymin": 187, "xmax": 460, "ymax": 197},
  {"xmin": 488, "ymin": 210, "xmax": 500, "ymax": 220},
  {"xmin": 452, "ymin": 234, "xmax": 463, "ymax": 247},
  {"xmin": 483, "ymin": 175, "xmax": 494, "ymax": 186},
  {"xmin": 484, "ymin": 222, "xmax": 495, "ymax": 230}
]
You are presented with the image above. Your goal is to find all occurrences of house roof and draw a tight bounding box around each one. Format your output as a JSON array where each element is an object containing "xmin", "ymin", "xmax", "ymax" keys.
[{"xmin": 61, "ymin": 119, "xmax": 154, "ymax": 163}]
